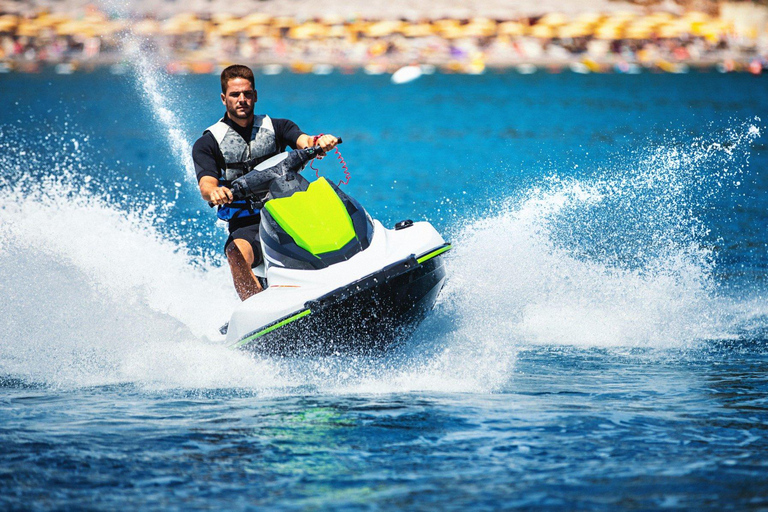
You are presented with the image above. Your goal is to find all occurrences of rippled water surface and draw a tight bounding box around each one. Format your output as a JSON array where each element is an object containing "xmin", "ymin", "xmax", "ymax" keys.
[{"xmin": 1, "ymin": 69, "xmax": 767, "ymax": 510}]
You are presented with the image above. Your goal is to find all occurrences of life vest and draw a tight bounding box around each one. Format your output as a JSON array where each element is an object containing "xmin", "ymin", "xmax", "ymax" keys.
[{"xmin": 205, "ymin": 115, "xmax": 278, "ymax": 222}]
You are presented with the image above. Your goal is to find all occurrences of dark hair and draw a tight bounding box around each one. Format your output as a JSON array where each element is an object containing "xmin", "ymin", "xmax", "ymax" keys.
[{"xmin": 220, "ymin": 64, "xmax": 255, "ymax": 93}]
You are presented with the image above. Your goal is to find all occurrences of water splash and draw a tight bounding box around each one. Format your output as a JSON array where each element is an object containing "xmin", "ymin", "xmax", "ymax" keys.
[
  {"xmin": 0, "ymin": 120, "xmax": 763, "ymax": 393},
  {"xmin": 113, "ymin": 17, "xmax": 196, "ymax": 182},
  {"xmin": 438, "ymin": 120, "xmax": 761, "ymax": 353}
]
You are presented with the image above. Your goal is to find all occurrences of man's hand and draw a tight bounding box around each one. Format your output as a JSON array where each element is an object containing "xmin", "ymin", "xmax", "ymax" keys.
[
  {"xmin": 297, "ymin": 133, "xmax": 339, "ymax": 159},
  {"xmin": 209, "ymin": 186, "xmax": 234, "ymax": 206},
  {"xmin": 199, "ymin": 176, "xmax": 234, "ymax": 205},
  {"xmin": 315, "ymin": 134, "xmax": 338, "ymax": 152},
  {"xmin": 314, "ymin": 134, "xmax": 338, "ymax": 160}
]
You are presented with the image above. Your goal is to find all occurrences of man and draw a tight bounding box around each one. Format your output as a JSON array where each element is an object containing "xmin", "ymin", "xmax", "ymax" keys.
[{"xmin": 193, "ymin": 64, "xmax": 338, "ymax": 301}]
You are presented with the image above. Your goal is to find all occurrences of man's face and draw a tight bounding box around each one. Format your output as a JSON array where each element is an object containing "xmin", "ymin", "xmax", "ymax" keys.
[{"xmin": 221, "ymin": 77, "xmax": 256, "ymax": 120}]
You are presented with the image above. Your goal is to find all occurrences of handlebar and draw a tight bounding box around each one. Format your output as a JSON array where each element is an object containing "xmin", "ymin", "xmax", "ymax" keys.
[{"xmin": 208, "ymin": 137, "xmax": 342, "ymax": 207}]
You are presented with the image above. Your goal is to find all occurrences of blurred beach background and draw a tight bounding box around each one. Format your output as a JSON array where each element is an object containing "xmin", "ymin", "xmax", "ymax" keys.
[{"xmin": 1, "ymin": 0, "xmax": 767, "ymax": 75}]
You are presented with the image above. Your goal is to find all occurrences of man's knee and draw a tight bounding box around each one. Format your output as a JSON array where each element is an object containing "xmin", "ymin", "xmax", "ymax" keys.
[{"xmin": 226, "ymin": 239, "xmax": 254, "ymax": 267}]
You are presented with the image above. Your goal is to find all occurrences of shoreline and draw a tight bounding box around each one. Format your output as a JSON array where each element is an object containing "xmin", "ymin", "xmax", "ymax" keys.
[{"xmin": 1, "ymin": 56, "xmax": 762, "ymax": 75}]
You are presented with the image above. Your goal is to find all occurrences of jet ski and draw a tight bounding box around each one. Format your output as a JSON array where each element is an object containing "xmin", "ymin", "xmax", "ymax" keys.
[{"xmin": 220, "ymin": 143, "xmax": 451, "ymax": 356}]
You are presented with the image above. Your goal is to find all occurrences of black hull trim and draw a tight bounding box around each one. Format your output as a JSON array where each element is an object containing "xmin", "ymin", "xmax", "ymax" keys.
[{"xmin": 238, "ymin": 252, "xmax": 448, "ymax": 356}]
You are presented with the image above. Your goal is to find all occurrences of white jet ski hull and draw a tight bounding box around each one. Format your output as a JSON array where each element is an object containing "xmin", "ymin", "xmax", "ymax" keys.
[{"xmin": 226, "ymin": 220, "xmax": 449, "ymax": 355}]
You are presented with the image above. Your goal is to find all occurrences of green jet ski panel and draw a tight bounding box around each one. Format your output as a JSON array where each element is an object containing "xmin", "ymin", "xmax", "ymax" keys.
[{"xmin": 264, "ymin": 177, "xmax": 357, "ymax": 256}]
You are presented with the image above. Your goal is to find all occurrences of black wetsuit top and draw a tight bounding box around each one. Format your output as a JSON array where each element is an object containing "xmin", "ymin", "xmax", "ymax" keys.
[{"xmin": 193, "ymin": 115, "xmax": 304, "ymax": 184}]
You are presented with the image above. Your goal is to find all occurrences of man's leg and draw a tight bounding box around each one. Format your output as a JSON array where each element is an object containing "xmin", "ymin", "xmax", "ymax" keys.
[{"xmin": 226, "ymin": 238, "xmax": 263, "ymax": 301}]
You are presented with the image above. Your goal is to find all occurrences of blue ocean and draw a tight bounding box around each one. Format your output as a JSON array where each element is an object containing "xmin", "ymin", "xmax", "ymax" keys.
[{"xmin": 1, "ymin": 65, "xmax": 767, "ymax": 510}]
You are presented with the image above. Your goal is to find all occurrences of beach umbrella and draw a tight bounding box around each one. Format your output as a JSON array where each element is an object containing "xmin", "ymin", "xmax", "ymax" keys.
[
  {"xmin": 56, "ymin": 20, "xmax": 97, "ymax": 37},
  {"xmin": 698, "ymin": 21, "xmax": 726, "ymax": 42},
  {"xmin": 593, "ymin": 24, "xmax": 623, "ymax": 40},
  {"xmin": 462, "ymin": 18, "xmax": 497, "ymax": 38},
  {"xmin": 0, "ymin": 14, "xmax": 18, "ymax": 26},
  {"xmin": 640, "ymin": 12, "xmax": 676, "ymax": 29},
  {"xmin": 573, "ymin": 12, "xmax": 603, "ymax": 26},
  {"xmin": 629, "ymin": 17, "xmax": 658, "ymax": 30},
  {"xmin": 215, "ymin": 19, "xmax": 247, "ymax": 36},
  {"xmin": 657, "ymin": 21, "xmax": 687, "ymax": 39},
  {"xmin": 346, "ymin": 21, "xmax": 368, "ymax": 33},
  {"xmin": 325, "ymin": 25, "xmax": 348, "ymax": 38},
  {"xmin": 320, "ymin": 15, "xmax": 345, "ymax": 25},
  {"xmin": 675, "ymin": 12, "xmax": 710, "ymax": 35},
  {"xmin": 54, "ymin": 21, "xmax": 75, "ymax": 36},
  {"xmin": 625, "ymin": 25, "xmax": 653, "ymax": 40},
  {"xmin": 558, "ymin": 23, "xmax": 591, "ymax": 39},
  {"xmin": 272, "ymin": 17, "xmax": 296, "ymax": 29},
  {"xmin": 649, "ymin": 12, "xmax": 676, "ymax": 22},
  {"xmin": 682, "ymin": 11, "xmax": 710, "ymax": 23},
  {"xmin": 211, "ymin": 13, "xmax": 235, "ymax": 25},
  {"xmin": 343, "ymin": 20, "xmax": 368, "ymax": 41},
  {"xmin": 33, "ymin": 13, "xmax": 66, "ymax": 29},
  {"xmin": 538, "ymin": 12, "xmax": 569, "ymax": 27},
  {"xmin": 468, "ymin": 17, "xmax": 496, "ymax": 28},
  {"xmin": 440, "ymin": 26, "xmax": 465, "ymax": 40},
  {"xmin": 16, "ymin": 21, "xmax": 41, "ymax": 37},
  {"xmin": 182, "ymin": 19, "xmax": 208, "ymax": 34},
  {"xmin": 0, "ymin": 17, "xmax": 17, "ymax": 33},
  {"xmin": 402, "ymin": 22, "xmax": 434, "ymax": 38},
  {"xmin": 432, "ymin": 19, "xmax": 461, "ymax": 35},
  {"xmin": 497, "ymin": 21, "xmax": 526, "ymax": 37},
  {"xmin": 609, "ymin": 11, "xmax": 638, "ymax": 22},
  {"xmin": 365, "ymin": 20, "xmax": 404, "ymax": 38},
  {"xmin": 531, "ymin": 24, "xmax": 554, "ymax": 39},
  {"xmin": 246, "ymin": 25, "xmax": 270, "ymax": 38},
  {"xmin": 288, "ymin": 22, "xmax": 325, "ymax": 39},
  {"xmin": 243, "ymin": 13, "xmax": 271, "ymax": 25},
  {"xmin": 184, "ymin": 20, "xmax": 210, "ymax": 34},
  {"xmin": 601, "ymin": 13, "xmax": 635, "ymax": 29}
]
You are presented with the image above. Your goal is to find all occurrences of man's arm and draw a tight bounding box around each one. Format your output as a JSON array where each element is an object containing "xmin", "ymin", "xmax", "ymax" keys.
[
  {"xmin": 272, "ymin": 118, "xmax": 339, "ymax": 154},
  {"xmin": 199, "ymin": 176, "xmax": 233, "ymax": 205},
  {"xmin": 193, "ymin": 134, "xmax": 232, "ymax": 205}
]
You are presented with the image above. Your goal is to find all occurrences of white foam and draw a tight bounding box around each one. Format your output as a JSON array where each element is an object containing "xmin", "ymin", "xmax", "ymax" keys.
[
  {"xmin": 443, "ymin": 187, "xmax": 717, "ymax": 350},
  {"xmin": 0, "ymin": 173, "xmax": 270, "ymax": 385}
]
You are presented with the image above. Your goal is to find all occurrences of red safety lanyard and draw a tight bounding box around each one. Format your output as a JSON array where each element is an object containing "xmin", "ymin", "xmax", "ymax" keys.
[{"xmin": 310, "ymin": 134, "xmax": 351, "ymax": 186}]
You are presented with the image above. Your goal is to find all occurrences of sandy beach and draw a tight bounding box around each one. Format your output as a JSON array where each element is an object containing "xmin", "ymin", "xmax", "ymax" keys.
[{"xmin": 0, "ymin": 0, "xmax": 766, "ymax": 73}]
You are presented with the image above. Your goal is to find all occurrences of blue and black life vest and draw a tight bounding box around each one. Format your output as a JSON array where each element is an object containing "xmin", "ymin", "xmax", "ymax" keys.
[{"xmin": 204, "ymin": 115, "xmax": 278, "ymax": 222}]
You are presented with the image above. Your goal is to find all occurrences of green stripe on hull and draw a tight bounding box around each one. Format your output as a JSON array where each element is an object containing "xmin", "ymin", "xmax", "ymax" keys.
[
  {"xmin": 232, "ymin": 309, "xmax": 311, "ymax": 349},
  {"xmin": 417, "ymin": 244, "xmax": 452, "ymax": 264}
]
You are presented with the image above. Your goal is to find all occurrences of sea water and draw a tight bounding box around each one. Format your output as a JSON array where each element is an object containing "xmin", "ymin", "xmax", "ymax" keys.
[{"xmin": 1, "ymin": 69, "xmax": 767, "ymax": 510}]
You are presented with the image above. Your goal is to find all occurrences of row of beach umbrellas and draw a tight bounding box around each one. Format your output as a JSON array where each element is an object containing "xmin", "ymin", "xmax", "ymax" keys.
[{"xmin": 0, "ymin": 10, "xmax": 740, "ymax": 43}]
